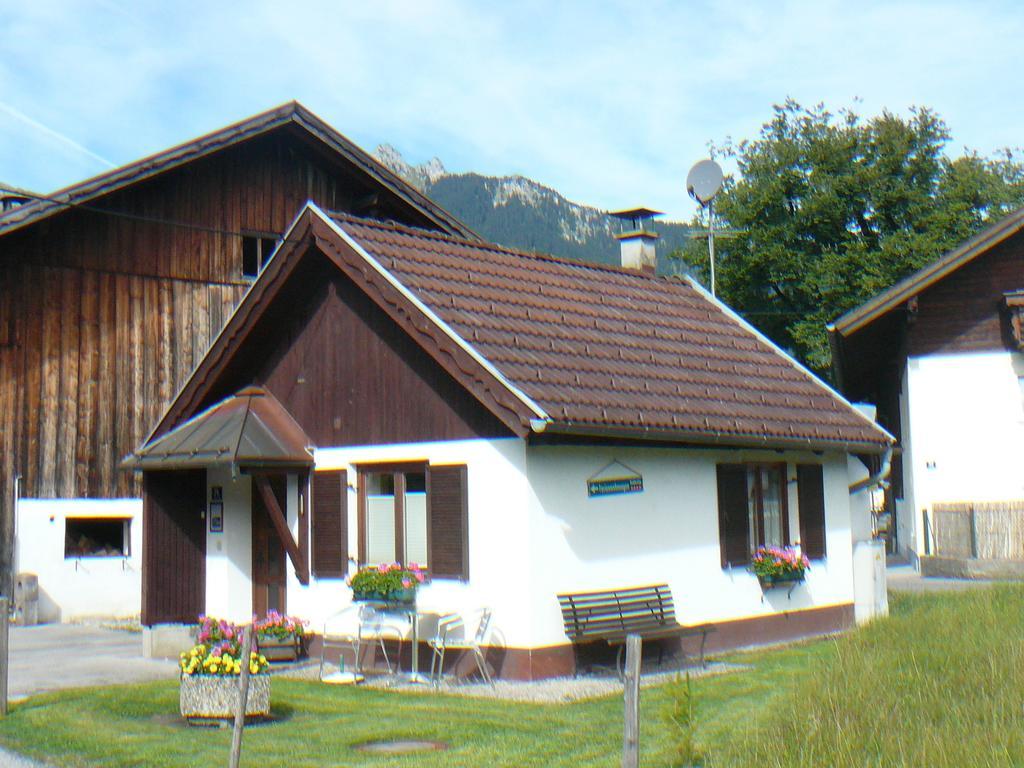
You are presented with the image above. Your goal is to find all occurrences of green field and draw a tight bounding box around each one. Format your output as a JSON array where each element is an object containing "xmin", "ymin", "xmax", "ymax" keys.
[{"xmin": 1, "ymin": 586, "xmax": 1020, "ymax": 767}]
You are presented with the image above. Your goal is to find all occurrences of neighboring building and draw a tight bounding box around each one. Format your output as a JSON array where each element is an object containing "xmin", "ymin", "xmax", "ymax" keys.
[
  {"xmin": 829, "ymin": 209, "xmax": 1024, "ymax": 568},
  {"xmin": 0, "ymin": 103, "xmax": 474, "ymax": 617},
  {"xmin": 126, "ymin": 203, "xmax": 892, "ymax": 679}
]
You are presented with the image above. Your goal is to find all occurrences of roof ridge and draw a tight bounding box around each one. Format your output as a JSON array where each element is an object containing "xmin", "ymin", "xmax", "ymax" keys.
[
  {"xmin": 0, "ymin": 102, "xmax": 475, "ymax": 239},
  {"xmin": 329, "ymin": 210, "xmax": 692, "ymax": 285}
]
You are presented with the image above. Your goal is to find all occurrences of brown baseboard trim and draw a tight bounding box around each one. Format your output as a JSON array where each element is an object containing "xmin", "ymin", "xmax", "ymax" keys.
[{"xmin": 305, "ymin": 603, "xmax": 854, "ymax": 682}]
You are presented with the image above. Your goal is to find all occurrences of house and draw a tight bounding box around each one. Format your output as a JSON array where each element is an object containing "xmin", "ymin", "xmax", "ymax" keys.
[
  {"xmin": 829, "ymin": 207, "xmax": 1024, "ymax": 573},
  {"xmin": 125, "ymin": 202, "xmax": 893, "ymax": 679},
  {"xmin": 0, "ymin": 102, "xmax": 472, "ymax": 620}
]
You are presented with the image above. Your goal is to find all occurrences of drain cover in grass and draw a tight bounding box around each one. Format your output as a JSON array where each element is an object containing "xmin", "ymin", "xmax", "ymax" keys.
[{"xmin": 354, "ymin": 740, "xmax": 448, "ymax": 754}]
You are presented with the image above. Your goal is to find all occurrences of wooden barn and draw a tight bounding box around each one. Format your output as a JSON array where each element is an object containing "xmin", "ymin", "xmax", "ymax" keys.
[{"xmin": 0, "ymin": 102, "xmax": 473, "ymax": 614}]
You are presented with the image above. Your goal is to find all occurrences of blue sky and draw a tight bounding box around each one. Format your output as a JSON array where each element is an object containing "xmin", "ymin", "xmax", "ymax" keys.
[{"xmin": 1, "ymin": 0, "xmax": 1022, "ymax": 220}]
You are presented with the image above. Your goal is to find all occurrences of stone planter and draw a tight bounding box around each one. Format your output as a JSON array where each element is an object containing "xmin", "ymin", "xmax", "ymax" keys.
[
  {"xmin": 257, "ymin": 633, "xmax": 304, "ymax": 662},
  {"xmin": 179, "ymin": 674, "xmax": 271, "ymax": 721}
]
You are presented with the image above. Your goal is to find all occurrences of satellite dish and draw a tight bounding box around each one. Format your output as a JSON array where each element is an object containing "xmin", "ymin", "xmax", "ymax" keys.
[{"xmin": 686, "ymin": 159, "xmax": 723, "ymax": 206}]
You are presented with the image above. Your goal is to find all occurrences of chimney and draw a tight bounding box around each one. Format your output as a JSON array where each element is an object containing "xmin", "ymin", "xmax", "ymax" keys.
[{"xmin": 609, "ymin": 208, "xmax": 662, "ymax": 274}]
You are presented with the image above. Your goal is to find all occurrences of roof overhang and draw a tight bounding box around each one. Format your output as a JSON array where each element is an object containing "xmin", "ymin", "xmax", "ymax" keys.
[
  {"xmin": 123, "ymin": 386, "xmax": 313, "ymax": 472},
  {"xmin": 830, "ymin": 205, "xmax": 1024, "ymax": 338},
  {"xmin": 533, "ymin": 422, "xmax": 893, "ymax": 455}
]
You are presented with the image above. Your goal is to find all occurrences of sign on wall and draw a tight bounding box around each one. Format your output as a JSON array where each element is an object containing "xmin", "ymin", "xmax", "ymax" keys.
[
  {"xmin": 209, "ymin": 486, "xmax": 224, "ymax": 532},
  {"xmin": 587, "ymin": 460, "xmax": 644, "ymax": 498}
]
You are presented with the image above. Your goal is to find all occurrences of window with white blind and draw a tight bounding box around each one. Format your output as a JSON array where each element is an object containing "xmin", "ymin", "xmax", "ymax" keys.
[{"xmin": 361, "ymin": 467, "xmax": 429, "ymax": 568}]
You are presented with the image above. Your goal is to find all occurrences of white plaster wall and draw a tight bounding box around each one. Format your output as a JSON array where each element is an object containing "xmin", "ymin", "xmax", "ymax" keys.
[
  {"xmin": 524, "ymin": 445, "xmax": 858, "ymax": 647},
  {"xmin": 903, "ymin": 351, "xmax": 1024, "ymax": 556},
  {"xmin": 204, "ymin": 467, "xmax": 253, "ymax": 623},
  {"xmin": 14, "ymin": 498, "xmax": 142, "ymax": 622},
  {"xmin": 304, "ymin": 437, "xmax": 531, "ymax": 646}
]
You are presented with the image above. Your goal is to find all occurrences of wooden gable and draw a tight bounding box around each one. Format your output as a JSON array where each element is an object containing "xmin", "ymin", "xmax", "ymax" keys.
[
  {"xmin": 904, "ymin": 230, "xmax": 1024, "ymax": 357},
  {"xmin": 162, "ymin": 241, "xmax": 514, "ymax": 448}
]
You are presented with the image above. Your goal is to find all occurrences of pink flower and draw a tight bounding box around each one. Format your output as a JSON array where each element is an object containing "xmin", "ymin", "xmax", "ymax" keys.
[
  {"xmin": 402, "ymin": 578, "xmax": 412, "ymax": 588},
  {"xmin": 415, "ymin": 572, "xmax": 425, "ymax": 583}
]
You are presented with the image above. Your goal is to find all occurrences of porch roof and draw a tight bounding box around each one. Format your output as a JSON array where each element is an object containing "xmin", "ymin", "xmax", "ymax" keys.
[{"xmin": 124, "ymin": 386, "xmax": 313, "ymax": 471}]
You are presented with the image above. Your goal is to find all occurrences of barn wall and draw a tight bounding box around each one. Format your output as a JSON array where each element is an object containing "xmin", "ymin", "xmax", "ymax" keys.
[{"xmin": 0, "ymin": 126, "xmax": 455, "ymax": 593}]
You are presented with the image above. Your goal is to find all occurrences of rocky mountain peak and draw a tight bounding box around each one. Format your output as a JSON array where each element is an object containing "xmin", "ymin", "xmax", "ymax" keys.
[{"xmin": 375, "ymin": 144, "xmax": 446, "ymax": 191}]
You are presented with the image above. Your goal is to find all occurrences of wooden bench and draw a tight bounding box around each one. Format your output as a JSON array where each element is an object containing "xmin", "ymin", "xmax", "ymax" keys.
[{"xmin": 557, "ymin": 584, "xmax": 715, "ymax": 675}]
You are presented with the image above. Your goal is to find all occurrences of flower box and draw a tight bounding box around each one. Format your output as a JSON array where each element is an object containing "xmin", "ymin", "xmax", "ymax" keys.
[
  {"xmin": 757, "ymin": 573, "xmax": 805, "ymax": 589},
  {"xmin": 352, "ymin": 586, "xmax": 417, "ymax": 607},
  {"xmin": 349, "ymin": 563, "xmax": 425, "ymax": 607},
  {"xmin": 257, "ymin": 633, "xmax": 303, "ymax": 662},
  {"xmin": 179, "ymin": 674, "xmax": 271, "ymax": 721}
]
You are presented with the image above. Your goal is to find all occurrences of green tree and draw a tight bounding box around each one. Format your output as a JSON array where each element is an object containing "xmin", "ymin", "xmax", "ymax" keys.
[{"xmin": 677, "ymin": 100, "xmax": 1024, "ymax": 374}]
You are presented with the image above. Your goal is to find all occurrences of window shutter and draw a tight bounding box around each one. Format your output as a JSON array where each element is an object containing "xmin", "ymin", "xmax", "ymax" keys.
[
  {"xmin": 717, "ymin": 464, "xmax": 750, "ymax": 567},
  {"xmin": 312, "ymin": 469, "xmax": 347, "ymax": 578},
  {"xmin": 427, "ymin": 464, "xmax": 468, "ymax": 580},
  {"xmin": 797, "ymin": 464, "xmax": 827, "ymax": 560}
]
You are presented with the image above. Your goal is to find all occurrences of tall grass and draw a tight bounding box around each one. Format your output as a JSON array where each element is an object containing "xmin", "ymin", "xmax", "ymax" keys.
[{"xmin": 712, "ymin": 585, "xmax": 1024, "ymax": 767}]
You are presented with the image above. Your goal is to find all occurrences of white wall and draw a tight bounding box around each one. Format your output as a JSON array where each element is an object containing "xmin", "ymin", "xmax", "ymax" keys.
[
  {"xmin": 901, "ymin": 351, "xmax": 1024, "ymax": 556},
  {"xmin": 200, "ymin": 438, "xmax": 871, "ymax": 651},
  {"xmin": 15, "ymin": 498, "xmax": 142, "ymax": 622},
  {"xmin": 524, "ymin": 445, "xmax": 858, "ymax": 647},
  {"xmin": 199, "ymin": 438, "xmax": 534, "ymax": 646},
  {"xmin": 204, "ymin": 467, "xmax": 254, "ymax": 623}
]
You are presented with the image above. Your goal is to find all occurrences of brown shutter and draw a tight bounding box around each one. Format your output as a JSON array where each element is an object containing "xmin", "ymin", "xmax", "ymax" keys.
[
  {"xmin": 312, "ymin": 469, "xmax": 348, "ymax": 578},
  {"xmin": 716, "ymin": 463, "xmax": 750, "ymax": 567},
  {"xmin": 797, "ymin": 464, "xmax": 827, "ymax": 560},
  {"xmin": 427, "ymin": 464, "xmax": 468, "ymax": 580}
]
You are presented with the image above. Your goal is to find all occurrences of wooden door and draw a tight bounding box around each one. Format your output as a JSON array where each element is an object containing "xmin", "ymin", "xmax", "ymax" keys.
[
  {"xmin": 252, "ymin": 475, "xmax": 287, "ymax": 617},
  {"xmin": 141, "ymin": 469, "xmax": 207, "ymax": 625}
]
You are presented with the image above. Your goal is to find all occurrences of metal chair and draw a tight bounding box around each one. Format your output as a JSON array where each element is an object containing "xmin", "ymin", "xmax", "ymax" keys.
[
  {"xmin": 319, "ymin": 603, "xmax": 407, "ymax": 679},
  {"xmin": 428, "ymin": 607, "xmax": 494, "ymax": 687}
]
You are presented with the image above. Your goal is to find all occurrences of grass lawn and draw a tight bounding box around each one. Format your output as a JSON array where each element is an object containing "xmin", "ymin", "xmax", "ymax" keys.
[{"xmin": 1, "ymin": 586, "xmax": 1022, "ymax": 767}]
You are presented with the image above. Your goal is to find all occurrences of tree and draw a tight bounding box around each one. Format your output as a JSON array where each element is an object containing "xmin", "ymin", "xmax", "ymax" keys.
[{"xmin": 676, "ymin": 100, "xmax": 1024, "ymax": 374}]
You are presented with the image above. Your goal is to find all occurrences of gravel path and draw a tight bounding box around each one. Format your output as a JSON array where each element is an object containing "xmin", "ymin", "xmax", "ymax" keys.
[
  {"xmin": 283, "ymin": 660, "xmax": 746, "ymax": 703},
  {"xmin": 886, "ymin": 565, "xmax": 997, "ymax": 593}
]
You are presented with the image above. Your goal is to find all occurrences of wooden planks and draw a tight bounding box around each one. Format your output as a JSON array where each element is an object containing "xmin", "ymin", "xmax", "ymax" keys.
[{"xmin": 0, "ymin": 123, "xmax": 461, "ymax": 597}]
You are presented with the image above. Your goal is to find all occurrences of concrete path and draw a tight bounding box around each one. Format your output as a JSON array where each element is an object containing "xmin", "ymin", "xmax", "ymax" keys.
[
  {"xmin": 8, "ymin": 624, "xmax": 177, "ymax": 701},
  {"xmin": 887, "ymin": 564, "xmax": 997, "ymax": 593}
]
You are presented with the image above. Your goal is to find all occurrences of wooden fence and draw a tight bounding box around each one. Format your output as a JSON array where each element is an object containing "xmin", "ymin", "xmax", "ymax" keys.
[{"xmin": 931, "ymin": 501, "xmax": 1024, "ymax": 560}]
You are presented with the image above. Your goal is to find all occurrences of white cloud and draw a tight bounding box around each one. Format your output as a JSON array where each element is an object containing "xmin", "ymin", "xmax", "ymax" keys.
[{"xmin": 1, "ymin": 0, "xmax": 1022, "ymax": 218}]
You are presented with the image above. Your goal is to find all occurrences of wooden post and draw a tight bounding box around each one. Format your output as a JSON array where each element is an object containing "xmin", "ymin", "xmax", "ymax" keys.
[
  {"xmin": 622, "ymin": 633, "xmax": 641, "ymax": 768},
  {"xmin": 228, "ymin": 625, "xmax": 253, "ymax": 768},
  {"xmin": 0, "ymin": 596, "xmax": 8, "ymax": 717},
  {"xmin": 969, "ymin": 506, "xmax": 979, "ymax": 559}
]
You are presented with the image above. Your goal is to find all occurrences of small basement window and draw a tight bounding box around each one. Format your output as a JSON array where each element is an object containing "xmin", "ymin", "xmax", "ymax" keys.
[
  {"xmin": 241, "ymin": 234, "xmax": 280, "ymax": 279},
  {"xmin": 65, "ymin": 518, "xmax": 131, "ymax": 558}
]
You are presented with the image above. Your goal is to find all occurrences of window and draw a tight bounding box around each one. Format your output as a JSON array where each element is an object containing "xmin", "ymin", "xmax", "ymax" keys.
[
  {"xmin": 241, "ymin": 234, "xmax": 280, "ymax": 279},
  {"xmin": 746, "ymin": 464, "xmax": 788, "ymax": 549},
  {"xmin": 65, "ymin": 518, "xmax": 130, "ymax": 558},
  {"xmin": 353, "ymin": 463, "xmax": 468, "ymax": 580},
  {"xmin": 362, "ymin": 467, "xmax": 428, "ymax": 568},
  {"xmin": 717, "ymin": 462, "xmax": 825, "ymax": 567}
]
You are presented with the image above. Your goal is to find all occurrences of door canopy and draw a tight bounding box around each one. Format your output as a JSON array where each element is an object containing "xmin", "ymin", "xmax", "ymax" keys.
[{"xmin": 124, "ymin": 387, "xmax": 313, "ymax": 472}]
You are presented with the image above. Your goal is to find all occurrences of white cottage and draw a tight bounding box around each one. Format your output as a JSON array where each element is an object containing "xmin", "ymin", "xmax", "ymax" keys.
[
  {"xmin": 830, "ymin": 207, "xmax": 1024, "ymax": 572},
  {"xmin": 127, "ymin": 203, "xmax": 892, "ymax": 679}
]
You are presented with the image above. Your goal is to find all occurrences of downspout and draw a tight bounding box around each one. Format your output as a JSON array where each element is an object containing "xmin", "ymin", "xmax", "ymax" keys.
[{"xmin": 848, "ymin": 446, "xmax": 893, "ymax": 494}]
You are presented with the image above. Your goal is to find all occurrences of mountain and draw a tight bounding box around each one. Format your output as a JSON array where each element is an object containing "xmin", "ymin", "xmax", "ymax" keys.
[{"xmin": 375, "ymin": 145, "xmax": 693, "ymax": 274}]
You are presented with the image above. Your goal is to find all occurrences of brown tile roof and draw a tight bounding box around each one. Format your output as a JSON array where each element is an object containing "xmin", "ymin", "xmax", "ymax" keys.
[{"xmin": 332, "ymin": 213, "xmax": 892, "ymax": 452}]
